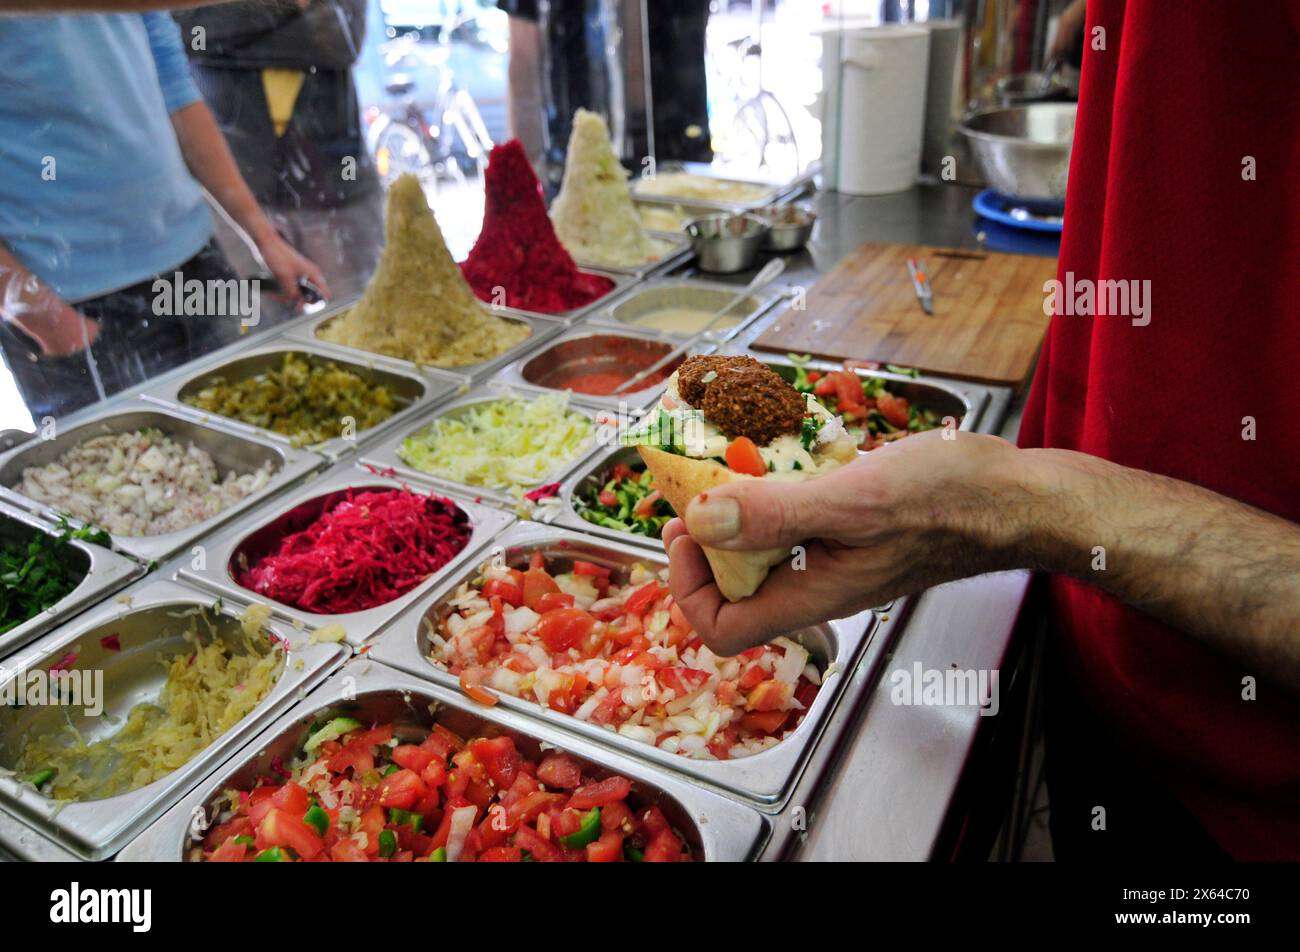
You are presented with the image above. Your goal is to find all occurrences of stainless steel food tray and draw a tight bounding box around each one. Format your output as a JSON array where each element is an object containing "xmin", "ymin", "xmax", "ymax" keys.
[
  {"xmin": 0, "ymin": 401, "xmax": 325, "ymax": 564},
  {"xmin": 492, "ymin": 326, "xmax": 716, "ymax": 414},
  {"xmin": 633, "ymin": 199, "xmax": 726, "ymax": 234},
  {"xmin": 366, "ymin": 522, "xmax": 875, "ymax": 806},
  {"xmin": 115, "ymin": 659, "xmax": 768, "ymax": 862},
  {"xmin": 588, "ymin": 276, "xmax": 784, "ymax": 344},
  {"xmin": 0, "ymin": 578, "xmax": 350, "ymax": 860},
  {"xmin": 358, "ymin": 382, "xmax": 602, "ymax": 509},
  {"xmin": 179, "ymin": 463, "xmax": 513, "ymax": 643},
  {"xmin": 545, "ymin": 445, "xmax": 666, "ymax": 552},
  {"xmin": 572, "ymin": 230, "xmax": 694, "ymax": 280},
  {"xmin": 0, "ymin": 499, "xmax": 143, "ymax": 661},
  {"xmin": 142, "ymin": 342, "xmax": 456, "ymax": 463},
  {"xmin": 756, "ymin": 354, "xmax": 988, "ymax": 439},
  {"xmin": 630, "ymin": 161, "xmax": 814, "ymax": 214},
  {"xmin": 279, "ymin": 298, "xmax": 570, "ymax": 381}
]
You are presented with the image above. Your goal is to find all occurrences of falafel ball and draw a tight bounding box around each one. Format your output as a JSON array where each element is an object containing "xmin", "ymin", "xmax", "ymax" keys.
[
  {"xmin": 700, "ymin": 363, "xmax": 807, "ymax": 445},
  {"xmin": 675, "ymin": 354, "xmax": 765, "ymax": 407}
]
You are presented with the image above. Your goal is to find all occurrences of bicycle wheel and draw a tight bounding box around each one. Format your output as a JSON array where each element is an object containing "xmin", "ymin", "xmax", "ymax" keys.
[{"xmin": 371, "ymin": 119, "xmax": 434, "ymax": 188}]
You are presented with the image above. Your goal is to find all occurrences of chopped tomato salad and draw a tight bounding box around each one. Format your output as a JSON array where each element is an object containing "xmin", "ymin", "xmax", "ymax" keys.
[
  {"xmin": 197, "ymin": 719, "xmax": 691, "ymax": 862},
  {"xmin": 788, "ymin": 356, "xmax": 946, "ymax": 450},
  {"xmin": 429, "ymin": 555, "xmax": 823, "ymax": 760}
]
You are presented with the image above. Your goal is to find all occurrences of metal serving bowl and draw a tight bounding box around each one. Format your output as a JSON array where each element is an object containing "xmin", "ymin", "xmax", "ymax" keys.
[
  {"xmin": 685, "ymin": 214, "xmax": 769, "ymax": 274},
  {"xmin": 756, "ymin": 204, "xmax": 816, "ymax": 252},
  {"xmin": 960, "ymin": 103, "xmax": 1076, "ymax": 201}
]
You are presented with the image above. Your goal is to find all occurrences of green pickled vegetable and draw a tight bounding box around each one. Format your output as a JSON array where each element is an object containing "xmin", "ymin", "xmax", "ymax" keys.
[
  {"xmin": 184, "ymin": 352, "xmax": 401, "ymax": 447},
  {"xmin": 25, "ymin": 768, "xmax": 56, "ymax": 788}
]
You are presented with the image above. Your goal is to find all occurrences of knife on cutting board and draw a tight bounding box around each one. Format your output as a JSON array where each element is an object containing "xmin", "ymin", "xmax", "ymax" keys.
[{"xmin": 906, "ymin": 257, "xmax": 933, "ymax": 314}]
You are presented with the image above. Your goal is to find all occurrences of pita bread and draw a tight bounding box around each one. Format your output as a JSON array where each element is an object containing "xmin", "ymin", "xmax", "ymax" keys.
[{"xmin": 638, "ymin": 445, "xmax": 788, "ymax": 602}]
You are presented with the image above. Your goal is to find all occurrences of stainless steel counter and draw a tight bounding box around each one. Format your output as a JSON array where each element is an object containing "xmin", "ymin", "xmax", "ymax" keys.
[{"xmin": 0, "ymin": 182, "xmax": 1042, "ymax": 862}]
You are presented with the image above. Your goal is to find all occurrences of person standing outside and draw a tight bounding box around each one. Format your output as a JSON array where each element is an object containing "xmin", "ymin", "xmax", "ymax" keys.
[
  {"xmin": 174, "ymin": 0, "xmax": 384, "ymax": 305},
  {"xmin": 0, "ymin": 10, "xmax": 327, "ymax": 420}
]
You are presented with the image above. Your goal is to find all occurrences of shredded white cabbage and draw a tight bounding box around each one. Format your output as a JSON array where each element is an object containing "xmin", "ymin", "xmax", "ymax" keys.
[{"xmin": 398, "ymin": 392, "xmax": 592, "ymax": 490}]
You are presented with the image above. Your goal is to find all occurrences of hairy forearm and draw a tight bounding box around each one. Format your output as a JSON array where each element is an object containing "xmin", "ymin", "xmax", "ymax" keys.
[
  {"xmin": 1016, "ymin": 448, "xmax": 1300, "ymax": 688},
  {"xmin": 170, "ymin": 101, "xmax": 276, "ymax": 246}
]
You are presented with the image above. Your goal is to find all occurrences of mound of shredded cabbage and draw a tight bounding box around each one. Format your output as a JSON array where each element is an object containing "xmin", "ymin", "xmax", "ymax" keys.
[
  {"xmin": 549, "ymin": 109, "xmax": 671, "ymax": 268},
  {"xmin": 6, "ymin": 610, "xmax": 284, "ymax": 802},
  {"xmin": 398, "ymin": 392, "xmax": 592, "ymax": 491}
]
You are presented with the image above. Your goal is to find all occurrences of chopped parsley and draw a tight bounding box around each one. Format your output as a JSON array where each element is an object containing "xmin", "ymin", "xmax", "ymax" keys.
[
  {"xmin": 800, "ymin": 416, "xmax": 820, "ymax": 451},
  {"xmin": 0, "ymin": 518, "xmax": 107, "ymax": 635}
]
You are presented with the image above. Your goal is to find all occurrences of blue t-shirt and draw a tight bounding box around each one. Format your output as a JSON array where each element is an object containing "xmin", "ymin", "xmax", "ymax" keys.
[{"xmin": 0, "ymin": 13, "xmax": 213, "ymax": 302}]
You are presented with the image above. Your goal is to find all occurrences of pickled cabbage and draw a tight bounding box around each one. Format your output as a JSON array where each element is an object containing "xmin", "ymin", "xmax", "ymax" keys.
[{"xmin": 6, "ymin": 609, "xmax": 284, "ymax": 801}]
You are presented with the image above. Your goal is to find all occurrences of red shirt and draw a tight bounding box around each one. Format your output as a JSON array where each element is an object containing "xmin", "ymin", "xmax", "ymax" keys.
[{"xmin": 1018, "ymin": 0, "xmax": 1300, "ymax": 859}]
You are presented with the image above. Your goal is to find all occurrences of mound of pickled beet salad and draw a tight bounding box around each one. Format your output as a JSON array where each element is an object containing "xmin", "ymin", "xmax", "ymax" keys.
[
  {"xmin": 433, "ymin": 553, "xmax": 822, "ymax": 760},
  {"xmin": 237, "ymin": 488, "xmax": 471, "ymax": 614},
  {"xmin": 460, "ymin": 139, "xmax": 615, "ymax": 314},
  {"xmin": 197, "ymin": 719, "xmax": 690, "ymax": 862}
]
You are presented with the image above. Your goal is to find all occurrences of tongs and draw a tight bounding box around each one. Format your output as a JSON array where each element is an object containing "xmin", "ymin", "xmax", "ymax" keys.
[{"xmin": 259, "ymin": 273, "xmax": 327, "ymax": 305}]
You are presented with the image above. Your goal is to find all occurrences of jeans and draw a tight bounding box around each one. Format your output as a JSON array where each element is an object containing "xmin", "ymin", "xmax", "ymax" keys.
[{"xmin": 0, "ymin": 241, "xmax": 237, "ymax": 421}]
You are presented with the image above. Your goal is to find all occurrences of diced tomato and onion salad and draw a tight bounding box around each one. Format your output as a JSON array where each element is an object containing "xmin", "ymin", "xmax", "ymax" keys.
[
  {"xmin": 788, "ymin": 356, "xmax": 946, "ymax": 450},
  {"xmin": 574, "ymin": 460, "xmax": 674, "ymax": 539},
  {"xmin": 198, "ymin": 718, "xmax": 690, "ymax": 862},
  {"xmin": 429, "ymin": 552, "xmax": 824, "ymax": 760}
]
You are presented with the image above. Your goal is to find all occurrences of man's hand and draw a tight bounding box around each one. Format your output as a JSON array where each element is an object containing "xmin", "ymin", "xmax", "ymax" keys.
[
  {"xmin": 255, "ymin": 231, "xmax": 330, "ymax": 307},
  {"xmin": 25, "ymin": 295, "xmax": 99, "ymax": 358},
  {"xmin": 663, "ymin": 428, "xmax": 1300, "ymax": 692},
  {"xmin": 169, "ymin": 101, "xmax": 329, "ymax": 308},
  {"xmin": 1049, "ymin": 0, "xmax": 1088, "ymax": 64},
  {"xmin": 663, "ymin": 431, "xmax": 1031, "ymax": 656},
  {"xmin": 0, "ymin": 247, "xmax": 99, "ymax": 357}
]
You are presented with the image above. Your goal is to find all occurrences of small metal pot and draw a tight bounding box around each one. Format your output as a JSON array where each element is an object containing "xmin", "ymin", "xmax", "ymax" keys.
[
  {"xmin": 685, "ymin": 214, "xmax": 769, "ymax": 274},
  {"xmin": 756, "ymin": 205, "xmax": 816, "ymax": 252}
]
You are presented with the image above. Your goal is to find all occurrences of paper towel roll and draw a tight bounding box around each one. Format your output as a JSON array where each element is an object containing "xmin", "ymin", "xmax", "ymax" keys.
[
  {"xmin": 921, "ymin": 20, "xmax": 963, "ymax": 177},
  {"xmin": 820, "ymin": 25, "xmax": 931, "ymax": 195}
]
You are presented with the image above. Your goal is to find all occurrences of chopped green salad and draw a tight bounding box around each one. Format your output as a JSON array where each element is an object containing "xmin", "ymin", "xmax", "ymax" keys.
[{"xmin": 574, "ymin": 460, "xmax": 675, "ymax": 538}]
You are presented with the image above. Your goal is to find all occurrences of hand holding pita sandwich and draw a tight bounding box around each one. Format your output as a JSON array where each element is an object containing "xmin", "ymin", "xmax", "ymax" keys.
[{"xmin": 623, "ymin": 356, "xmax": 1031, "ymax": 655}]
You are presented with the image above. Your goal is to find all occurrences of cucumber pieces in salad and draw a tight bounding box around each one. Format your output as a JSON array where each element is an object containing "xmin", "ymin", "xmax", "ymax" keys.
[{"xmin": 575, "ymin": 462, "xmax": 675, "ymax": 539}]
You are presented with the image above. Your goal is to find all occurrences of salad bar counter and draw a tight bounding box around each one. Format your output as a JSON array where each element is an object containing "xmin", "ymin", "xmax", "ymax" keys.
[{"xmin": 0, "ymin": 175, "xmax": 1028, "ymax": 863}]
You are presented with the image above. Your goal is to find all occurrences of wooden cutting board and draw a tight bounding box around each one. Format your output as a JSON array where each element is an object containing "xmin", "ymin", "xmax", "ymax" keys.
[{"xmin": 752, "ymin": 241, "xmax": 1057, "ymax": 388}]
